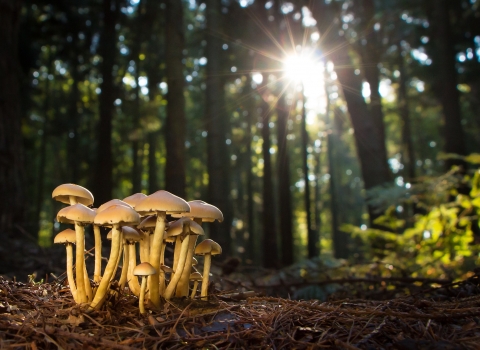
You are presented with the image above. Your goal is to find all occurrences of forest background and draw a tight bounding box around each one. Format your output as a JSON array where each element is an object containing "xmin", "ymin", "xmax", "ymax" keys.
[{"xmin": 1, "ymin": 0, "xmax": 480, "ymax": 283}]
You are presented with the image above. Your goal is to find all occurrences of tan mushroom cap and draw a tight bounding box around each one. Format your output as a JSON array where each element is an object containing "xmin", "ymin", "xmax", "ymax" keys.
[
  {"xmin": 54, "ymin": 228, "xmax": 76, "ymax": 244},
  {"xmin": 135, "ymin": 190, "xmax": 190, "ymax": 215},
  {"xmin": 94, "ymin": 204, "xmax": 140, "ymax": 226},
  {"xmin": 137, "ymin": 215, "xmax": 157, "ymax": 231},
  {"xmin": 52, "ymin": 183, "xmax": 94, "ymax": 207},
  {"xmin": 161, "ymin": 265, "xmax": 174, "ymax": 273},
  {"xmin": 167, "ymin": 218, "xmax": 204, "ymax": 237},
  {"xmin": 97, "ymin": 199, "xmax": 133, "ymax": 213},
  {"xmin": 122, "ymin": 193, "xmax": 147, "ymax": 209},
  {"xmin": 194, "ymin": 239, "xmax": 222, "ymax": 256},
  {"xmin": 171, "ymin": 200, "xmax": 223, "ymax": 222},
  {"xmin": 107, "ymin": 226, "xmax": 141, "ymax": 241},
  {"xmin": 133, "ymin": 262, "xmax": 156, "ymax": 276},
  {"xmin": 57, "ymin": 203, "xmax": 96, "ymax": 225},
  {"xmin": 190, "ymin": 272, "xmax": 203, "ymax": 281}
]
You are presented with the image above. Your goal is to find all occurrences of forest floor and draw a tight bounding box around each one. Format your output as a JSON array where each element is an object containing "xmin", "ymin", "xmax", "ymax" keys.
[{"xmin": 1, "ymin": 229, "xmax": 480, "ymax": 349}]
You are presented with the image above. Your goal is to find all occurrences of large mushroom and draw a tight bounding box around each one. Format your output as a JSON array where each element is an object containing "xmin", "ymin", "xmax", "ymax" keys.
[
  {"xmin": 194, "ymin": 239, "xmax": 222, "ymax": 299},
  {"xmin": 56, "ymin": 204, "xmax": 96, "ymax": 304},
  {"xmin": 171, "ymin": 200, "xmax": 223, "ymax": 297},
  {"xmin": 54, "ymin": 229, "xmax": 78, "ymax": 302},
  {"xmin": 134, "ymin": 190, "xmax": 190, "ymax": 307},
  {"xmin": 89, "ymin": 204, "xmax": 140, "ymax": 310}
]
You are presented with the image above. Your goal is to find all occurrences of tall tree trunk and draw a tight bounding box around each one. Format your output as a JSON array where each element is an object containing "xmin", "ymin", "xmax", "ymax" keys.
[
  {"xmin": 309, "ymin": 2, "xmax": 391, "ymax": 225},
  {"xmin": 205, "ymin": 0, "xmax": 232, "ymax": 254},
  {"xmin": 0, "ymin": 0, "xmax": 24, "ymax": 231},
  {"xmin": 245, "ymin": 78, "xmax": 256, "ymax": 263},
  {"xmin": 165, "ymin": 0, "xmax": 186, "ymax": 197},
  {"xmin": 276, "ymin": 94, "xmax": 294, "ymax": 265},
  {"xmin": 261, "ymin": 100, "xmax": 278, "ymax": 268},
  {"xmin": 301, "ymin": 90, "xmax": 317, "ymax": 258},
  {"xmin": 67, "ymin": 55, "xmax": 80, "ymax": 183},
  {"xmin": 434, "ymin": 0, "xmax": 467, "ymax": 169},
  {"xmin": 95, "ymin": 0, "xmax": 118, "ymax": 205}
]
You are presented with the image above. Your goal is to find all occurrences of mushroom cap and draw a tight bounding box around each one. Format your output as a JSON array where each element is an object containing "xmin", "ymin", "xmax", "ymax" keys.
[
  {"xmin": 94, "ymin": 204, "xmax": 140, "ymax": 226},
  {"xmin": 171, "ymin": 200, "xmax": 223, "ymax": 222},
  {"xmin": 54, "ymin": 228, "xmax": 76, "ymax": 244},
  {"xmin": 190, "ymin": 272, "xmax": 203, "ymax": 281},
  {"xmin": 97, "ymin": 199, "xmax": 133, "ymax": 213},
  {"xmin": 52, "ymin": 183, "xmax": 94, "ymax": 207},
  {"xmin": 194, "ymin": 239, "xmax": 222, "ymax": 256},
  {"xmin": 133, "ymin": 262, "xmax": 156, "ymax": 276},
  {"xmin": 137, "ymin": 215, "xmax": 157, "ymax": 231},
  {"xmin": 135, "ymin": 190, "xmax": 190, "ymax": 215},
  {"xmin": 191, "ymin": 257, "xmax": 198, "ymax": 266},
  {"xmin": 160, "ymin": 265, "xmax": 174, "ymax": 273},
  {"xmin": 166, "ymin": 218, "xmax": 204, "ymax": 238},
  {"xmin": 107, "ymin": 226, "xmax": 141, "ymax": 241},
  {"xmin": 122, "ymin": 193, "xmax": 148, "ymax": 208},
  {"xmin": 57, "ymin": 203, "xmax": 96, "ymax": 225}
]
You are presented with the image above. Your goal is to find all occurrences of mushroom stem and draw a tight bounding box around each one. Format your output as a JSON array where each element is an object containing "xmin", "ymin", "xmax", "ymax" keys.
[
  {"xmin": 93, "ymin": 225, "xmax": 102, "ymax": 283},
  {"xmin": 190, "ymin": 280, "xmax": 199, "ymax": 299},
  {"xmin": 139, "ymin": 231, "xmax": 150, "ymax": 263},
  {"xmin": 74, "ymin": 223, "xmax": 87, "ymax": 303},
  {"xmin": 163, "ymin": 234, "xmax": 190, "ymax": 300},
  {"xmin": 127, "ymin": 244, "xmax": 141, "ymax": 296},
  {"xmin": 111, "ymin": 232, "xmax": 124, "ymax": 282},
  {"xmin": 172, "ymin": 236, "xmax": 182, "ymax": 272},
  {"xmin": 148, "ymin": 212, "xmax": 166, "ymax": 307},
  {"xmin": 89, "ymin": 225, "xmax": 122, "ymax": 310},
  {"xmin": 83, "ymin": 260, "xmax": 93, "ymax": 302},
  {"xmin": 175, "ymin": 235, "xmax": 198, "ymax": 297},
  {"xmin": 65, "ymin": 243, "xmax": 77, "ymax": 302},
  {"xmin": 118, "ymin": 243, "xmax": 129, "ymax": 290},
  {"xmin": 138, "ymin": 276, "xmax": 147, "ymax": 314},
  {"xmin": 201, "ymin": 253, "xmax": 212, "ymax": 299}
]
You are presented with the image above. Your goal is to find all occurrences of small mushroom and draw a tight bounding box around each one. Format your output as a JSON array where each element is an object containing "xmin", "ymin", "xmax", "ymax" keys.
[
  {"xmin": 190, "ymin": 272, "xmax": 203, "ymax": 298},
  {"xmin": 195, "ymin": 239, "xmax": 222, "ymax": 299},
  {"xmin": 133, "ymin": 262, "xmax": 156, "ymax": 314},
  {"xmin": 54, "ymin": 229, "xmax": 78, "ymax": 301}
]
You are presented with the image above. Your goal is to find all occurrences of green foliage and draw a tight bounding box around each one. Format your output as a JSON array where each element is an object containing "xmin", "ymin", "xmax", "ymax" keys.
[{"xmin": 343, "ymin": 167, "xmax": 480, "ymax": 279}]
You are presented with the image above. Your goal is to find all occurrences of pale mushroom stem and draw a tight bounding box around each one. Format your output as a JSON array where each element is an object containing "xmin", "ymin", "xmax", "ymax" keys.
[
  {"xmin": 201, "ymin": 253, "xmax": 212, "ymax": 299},
  {"xmin": 172, "ymin": 236, "xmax": 182, "ymax": 272},
  {"xmin": 74, "ymin": 223, "xmax": 87, "ymax": 303},
  {"xmin": 93, "ymin": 225, "xmax": 102, "ymax": 283},
  {"xmin": 118, "ymin": 243, "xmax": 130, "ymax": 290},
  {"xmin": 83, "ymin": 260, "xmax": 93, "ymax": 302},
  {"xmin": 111, "ymin": 232, "xmax": 124, "ymax": 282},
  {"xmin": 139, "ymin": 231, "xmax": 150, "ymax": 263},
  {"xmin": 138, "ymin": 276, "xmax": 147, "ymax": 314},
  {"xmin": 65, "ymin": 243, "xmax": 78, "ymax": 302},
  {"xmin": 148, "ymin": 212, "xmax": 166, "ymax": 307},
  {"xmin": 127, "ymin": 244, "xmax": 141, "ymax": 296},
  {"xmin": 191, "ymin": 280, "xmax": 199, "ymax": 299},
  {"xmin": 89, "ymin": 225, "xmax": 122, "ymax": 310},
  {"xmin": 175, "ymin": 235, "xmax": 198, "ymax": 297},
  {"xmin": 164, "ymin": 234, "xmax": 190, "ymax": 300}
]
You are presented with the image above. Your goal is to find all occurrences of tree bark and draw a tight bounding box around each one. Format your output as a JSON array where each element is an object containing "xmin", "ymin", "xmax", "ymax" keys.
[
  {"xmin": 205, "ymin": 0, "xmax": 232, "ymax": 254},
  {"xmin": 0, "ymin": 0, "xmax": 24, "ymax": 231},
  {"xmin": 165, "ymin": 0, "xmax": 186, "ymax": 197},
  {"xmin": 94, "ymin": 0, "xmax": 118, "ymax": 205},
  {"xmin": 434, "ymin": 0, "xmax": 467, "ymax": 169}
]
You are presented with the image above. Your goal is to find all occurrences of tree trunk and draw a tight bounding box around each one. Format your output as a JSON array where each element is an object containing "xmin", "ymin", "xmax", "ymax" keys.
[
  {"xmin": 276, "ymin": 94, "xmax": 294, "ymax": 265},
  {"xmin": 165, "ymin": 0, "xmax": 186, "ymax": 197},
  {"xmin": 205, "ymin": 0, "xmax": 232, "ymax": 254},
  {"xmin": 434, "ymin": 0, "xmax": 467, "ymax": 169},
  {"xmin": 261, "ymin": 100, "xmax": 278, "ymax": 268},
  {"xmin": 0, "ymin": 0, "xmax": 24, "ymax": 231},
  {"xmin": 94, "ymin": 0, "xmax": 118, "ymax": 205}
]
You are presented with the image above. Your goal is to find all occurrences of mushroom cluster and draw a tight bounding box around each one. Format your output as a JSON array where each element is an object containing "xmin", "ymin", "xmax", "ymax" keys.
[{"xmin": 52, "ymin": 183, "xmax": 223, "ymax": 312}]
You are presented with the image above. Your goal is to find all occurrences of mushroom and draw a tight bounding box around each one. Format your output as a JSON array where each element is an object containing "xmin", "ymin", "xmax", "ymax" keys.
[
  {"xmin": 134, "ymin": 190, "xmax": 190, "ymax": 307},
  {"xmin": 52, "ymin": 183, "xmax": 94, "ymax": 207},
  {"xmin": 89, "ymin": 204, "xmax": 140, "ymax": 310},
  {"xmin": 117, "ymin": 226, "xmax": 141, "ymax": 291},
  {"xmin": 171, "ymin": 200, "xmax": 223, "ymax": 297},
  {"xmin": 137, "ymin": 215, "xmax": 157, "ymax": 263},
  {"xmin": 54, "ymin": 229, "xmax": 78, "ymax": 302},
  {"xmin": 56, "ymin": 204, "xmax": 96, "ymax": 304},
  {"xmin": 190, "ymin": 272, "xmax": 203, "ymax": 298},
  {"xmin": 194, "ymin": 239, "xmax": 222, "ymax": 299},
  {"xmin": 133, "ymin": 262, "xmax": 156, "ymax": 314},
  {"xmin": 123, "ymin": 193, "xmax": 148, "ymax": 209}
]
